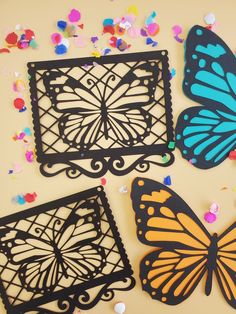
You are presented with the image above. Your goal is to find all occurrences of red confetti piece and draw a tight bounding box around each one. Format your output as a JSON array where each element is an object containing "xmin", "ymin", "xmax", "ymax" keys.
[
  {"xmin": 229, "ymin": 151, "xmax": 236, "ymax": 160},
  {"xmin": 5, "ymin": 32, "xmax": 18, "ymax": 45},
  {"xmin": 24, "ymin": 192, "xmax": 37, "ymax": 203},
  {"xmin": 103, "ymin": 25, "xmax": 115, "ymax": 35},
  {"xmin": 0, "ymin": 48, "xmax": 10, "ymax": 53},
  {"xmin": 100, "ymin": 177, "xmax": 107, "ymax": 186},
  {"xmin": 13, "ymin": 98, "xmax": 25, "ymax": 110},
  {"xmin": 78, "ymin": 24, "xmax": 84, "ymax": 29},
  {"xmin": 24, "ymin": 29, "xmax": 35, "ymax": 41}
]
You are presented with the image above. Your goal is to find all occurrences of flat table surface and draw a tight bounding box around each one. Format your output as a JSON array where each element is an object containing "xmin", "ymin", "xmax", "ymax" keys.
[{"xmin": 0, "ymin": 0, "xmax": 235, "ymax": 313}]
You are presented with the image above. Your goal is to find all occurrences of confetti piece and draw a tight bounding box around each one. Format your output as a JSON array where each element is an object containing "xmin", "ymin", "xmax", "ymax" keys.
[
  {"xmin": 204, "ymin": 12, "xmax": 216, "ymax": 25},
  {"xmin": 12, "ymin": 162, "xmax": 22, "ymax": 173},
  {"xmin": 14, "ymin": 195, "xmax": 26, "ymax": 205},
  {"xmin": 13, "ymin": 98, "xmax": 26, "ymax": 111},
  {"xmin": 221, "ymin": 187, "xmax": 228, "ymax": 191},
  {"xmin": 25, "ymin": 150, "xmax": 34, "ymax": 163},
  {"xmin": 74, "ymin": 35, "xmax": 88, "ymax": 47},
  {"xmin": 115, "ymin": 25, "xmax": 126, "ymax": 35},
  {"xmin": 162, "ymin": 155, "xmax": 169, "ymax": 163},
  {"xmin": 127, "ymin": 5, "xmax": 138, "ymax": 16},
  {"xmin": 119, "ymin": 185, "xmax": 128, "ymax": 193},
  {"xmin": 114, "ymin": 302, "xmax": 126, "ymax": 314},
  {"xmin": 168, "ymin": 141, "xmax": 175, "ymax": 150},
  {"xmin": 189, "ymin": 158, "xmax": 197, "ymax": 165},
  {"xmin": 209, "ymin": 202, "xmax": 220, "ymax": 215},
  {"xmin": 127, "ymin": 26, "xmax": 140, "ymax": 38},
  {"xmin": 204, "ymin": 212, "xmax": 217, "ymax": 223},
  {"xmin": 0, "ymin": 48, "xmax": 10, "ymax": 53},
  {"xmin": 103, "ymin": 48, "xmax": 111, "ymax": 56},
  {"xmin": 146, "ymin": 37, "xmax": 158, "ymax": 47},
  {"xmin": 91, "ymin": 51, "xmax": 101, "ymax": 58},
  {"xmin": 61, "ymin": 38, "xmax": 70, "ymax": 48},
  {"xmin": 100, "ymin": 177, "xmax": 107, "ymax": 185},
  {"xmin": 163, "ymin": 175, "xmax": 172, "ymax": 186},
  {"xmin": 13, "ymin": 79, "xmax": 26, "ymax": 92},
  {"xmin": 229, "ymin": 151, "xmax": 236, "ymax": 160},
  {"xmin": 140, "ymin": 28, "xmax": 148, "ymax": 37},
  {"xmin": 68, "ymin": 9, "xmax": 81, "ymax": 23},
  {"xmin": 23, "ymin": 127, "xmax": 31, "ymax": 136},
  {"xmin": 147, "ymin": 23, "xmax": 159, "ymax": 36},
  {"xmin": 103, "ymin": 18, "xmax": 114, "ymax": 26},
  {"xmin": 91, "ymin": 36, "xmax": 99, "ymax": 44},
  {"xmin": 5, "ymin": 32, "xmax": 18, "ymax": 45},
  {"xmin": 57, "ymin": 20, "xmax": 67, "ymax": 31},
  {"xmin": 169, "ymin": 68, "xmax": 176, "ymax": 80},
  {"xmin": 172, "ymin": 25, "xmax": 184, "ymax": 43},
  {"xmin": 55, "ymin": 44, "xmax": 67, "ymax": 55},
  {"xmin": 51, "ymin": 33, "xmax": 62, "ymax": 44},
  {"xmin": 24, "ymin": 192, "xmax": 37, "ymax": 203},
  {"xmin": 103, "ymin": 25, "xmax": 115, "ymax": 35}
]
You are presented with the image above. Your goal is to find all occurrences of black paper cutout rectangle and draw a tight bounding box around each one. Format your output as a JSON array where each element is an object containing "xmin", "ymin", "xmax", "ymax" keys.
[
  {"xmin": 0, "ymin": 187, "xmax": 135, "ymax": 314},
  {"xmin": 28, "ymin": 51, "xmax": 174, "ymax": 178}
]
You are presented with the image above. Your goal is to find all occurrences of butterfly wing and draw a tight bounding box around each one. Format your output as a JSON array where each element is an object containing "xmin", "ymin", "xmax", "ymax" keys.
[
  {"xmin": 176, "ymin": 25, "xmax": 236, "ymax": 168},
  {"xmin": 176, "ymin": 107, "xmax": 236, "ymax": 168},
  {"xmin": 215, "ymin": 222, "xmax": 236, "ymax": 309},
  {"xmin": 0, "ymin": 199, "xmax": 105, "ymax": 293},
  {"xmin": 131, "ymin": 177, "xmax": 211, "ymax": 304},
  {"xmin": 42, "ymin": 70, "xmax": 103, "ymax": 151},
  {"xmin": 140, "ymin": 247, "xmax": 207, "ymax": 305},
  {"xmin": 104, "ymin": 61, "xmax": 158, "ymax": 146}
]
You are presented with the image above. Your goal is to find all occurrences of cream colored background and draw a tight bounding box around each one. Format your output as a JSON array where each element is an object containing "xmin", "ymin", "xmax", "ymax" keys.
[{"xmin": 0, "ymin": 0, "xmax": 235, "ymax": 313}]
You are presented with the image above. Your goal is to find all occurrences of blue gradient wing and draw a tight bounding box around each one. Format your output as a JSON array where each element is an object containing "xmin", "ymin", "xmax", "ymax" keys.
[{"xmin": 176, "ymin": 25, "xmax": 236, "ymax": 169}]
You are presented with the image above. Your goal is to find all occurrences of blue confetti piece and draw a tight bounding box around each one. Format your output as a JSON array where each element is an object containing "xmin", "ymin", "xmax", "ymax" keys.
[
  {"xmin": 17, "ymin": 195, "xmax": 26, "ymax": 205},
  {"xmin": 19, "ymin": 106, "xmax": 27, "ymax": 113},
  {"xmin": 55, "ymin": 44, "xmax": 67, "ymax": 55},
  {"xmin": 57, "ymin": 20, "xmax": 67, "ymax": 31},
  {"xmin": 103, "ymin": 18, "xmax": 114, "ymax": 26},
  {"xmin": 163, "ymin": 175, "xmax": 172, "ymax": 186},
  {"xmin": 146, "ymin": 37, "xmax": 153, "ymax": 45},
  {"xmin": 23, "ymin": 127, "xmax": 31, "ymax": 136}
]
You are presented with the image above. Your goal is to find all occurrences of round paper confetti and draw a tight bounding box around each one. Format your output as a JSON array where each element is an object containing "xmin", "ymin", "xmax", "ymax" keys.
[
  {"xmin": 204, "ymin": 13, "xmax": 216, "ymax": 25},
  {"xmin": 68, "ymin": 9, "xmax": 81, "ymax": 23}
]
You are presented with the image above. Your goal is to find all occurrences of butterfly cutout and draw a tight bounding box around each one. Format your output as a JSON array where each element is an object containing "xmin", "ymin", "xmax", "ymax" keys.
[
  {"xmin": 131, "ymin": 177, "xmax": 236, "ymax": 309},
  {"xmin": 41, "ymin": 61, "xmax": 159, "ymax": 151},
  {"xmin": 175, "ymin": 25, "xmax": 236, "ymax": 169},
  {"xmin": 0, "ymin": 199, "xmax": 105, "ymax": 294}
]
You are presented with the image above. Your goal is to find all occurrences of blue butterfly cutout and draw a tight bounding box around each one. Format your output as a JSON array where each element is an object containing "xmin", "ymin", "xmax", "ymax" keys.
[{"xmin": 175, "ymin": 25, "xmax": 236, "ymax": 169}]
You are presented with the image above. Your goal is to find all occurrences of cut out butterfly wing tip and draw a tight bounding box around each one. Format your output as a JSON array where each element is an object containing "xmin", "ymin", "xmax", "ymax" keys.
[
  {"xmin": 175, "ymin": 107, "xmax": 236, "ymax": 169},
  {"xmin": 131, "ymin": 177, "xmax": 211, "ymax": 248},
  {"xmin": 140, "ymin": 248, "xmax": 208, "ymax": 305}
]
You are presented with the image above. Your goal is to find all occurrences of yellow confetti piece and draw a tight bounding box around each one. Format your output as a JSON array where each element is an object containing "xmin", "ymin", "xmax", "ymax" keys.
[
  {"xmin": 127, "ymin": 5, "xmax": 138, "ymax": 16},
  {"xmin": 232, "ymin": 187, "xmax": 236, "ymax": 192},
  {"xmin": 91, "ymin": 51, "xmax": 101, "ymax": 58},
  {"xmin": 15, "ymin": 79, "xmax": 26, "ymax": 92}
]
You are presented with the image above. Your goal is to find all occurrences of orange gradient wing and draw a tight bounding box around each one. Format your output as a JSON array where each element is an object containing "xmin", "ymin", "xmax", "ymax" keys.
[
  {"xmin": 216, "ymin": 222, "xmax": 236, "ymax": 309},
  {"xmin": 140, "ymin": 247, "xmax": 208, "ymax": 305},
  {"xmin": 131, "ymin": 177, "xmax": 211, "ymax": 250},
  {"xmin": 131, "ymin": 177, "xmax": 212, "ymax": 305}
]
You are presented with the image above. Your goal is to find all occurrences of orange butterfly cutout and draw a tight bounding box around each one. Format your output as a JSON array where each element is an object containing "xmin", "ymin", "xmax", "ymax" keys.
[{"xmin": 131, "ymin": 177, "xmax": 236, "ymax": 309}]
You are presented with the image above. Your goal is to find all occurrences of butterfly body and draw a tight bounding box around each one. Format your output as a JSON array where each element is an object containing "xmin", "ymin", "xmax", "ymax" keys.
[
  {"xmin": 176, "ymin": 25, "xmax": 236, "ymax": 168},
  {"xmin": 131, "ymin": 177, "xmax": 236, "ymax": 309},
  {"xmin": 205, "ymin": 233, "xmax": 217, "ymax": 296}
]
